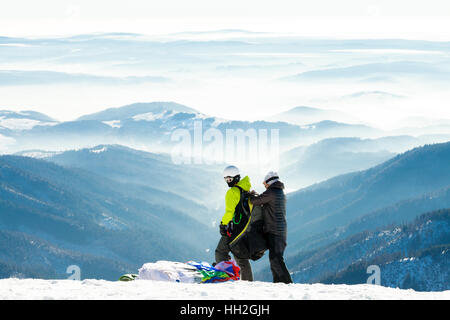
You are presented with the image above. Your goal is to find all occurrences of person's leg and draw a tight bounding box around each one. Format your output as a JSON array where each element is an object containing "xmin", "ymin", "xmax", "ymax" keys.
[
  {"xmin": 234, "ymin": 257, "xmax": 253, "ymax": 281},
  {"xmin": 215, "ymin": 235, "xmax": 232, "ymax": 264},
  {"xmin": 267, "ymin": 233, "xmax": 293, "ymax": 284},
  {"xmin": 215, "ymin": 236, "xmax": 253, "ymax": 281}
]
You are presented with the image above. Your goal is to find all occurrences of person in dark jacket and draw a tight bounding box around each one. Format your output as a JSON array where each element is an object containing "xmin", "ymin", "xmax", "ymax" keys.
[{"xmin": 249, "ymin": 171, "xmax": 293, "ymax": 284}]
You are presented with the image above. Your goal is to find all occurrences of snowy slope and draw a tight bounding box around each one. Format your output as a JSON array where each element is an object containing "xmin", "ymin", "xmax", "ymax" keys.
[{"xmin": 0, "ymin": 279, "xmax": 449, "ymax": 300}]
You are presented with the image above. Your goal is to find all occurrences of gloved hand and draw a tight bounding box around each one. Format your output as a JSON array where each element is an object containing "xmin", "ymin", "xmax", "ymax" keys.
[
  {"xmin": 219, "ymin": 223, "xmax": 227, "ymax": 236},
  {"xmin": 219, "ymin": 222, "xmax": 234, "ymax": 237},
  {"xmin": 225, "ymin": 221, "xmax": 234, "ymax": 237}
]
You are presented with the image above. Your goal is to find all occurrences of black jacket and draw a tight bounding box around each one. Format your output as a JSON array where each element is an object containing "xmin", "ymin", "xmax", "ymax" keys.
[{"xmin": 249, "ymin": 181, "xmax": 287, "ymax": 236}]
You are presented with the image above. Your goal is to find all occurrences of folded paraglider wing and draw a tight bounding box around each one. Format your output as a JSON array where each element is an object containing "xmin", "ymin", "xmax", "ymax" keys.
[
  {"xmin": 228, "ymin": 205, "xmax": 268, "ymax": 261},
  {"xmin": 119, "ymin": 260, "xmax": 241, "ymax": 283}
]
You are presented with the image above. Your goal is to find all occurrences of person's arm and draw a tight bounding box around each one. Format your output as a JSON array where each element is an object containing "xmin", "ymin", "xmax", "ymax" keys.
[
  {"xmin": 249, "ymin": 190, "xmax": 271, "ymax": 207},
  {"xmin": 220, "ymin": 187, "xmax": 240, "ymax": 225}
]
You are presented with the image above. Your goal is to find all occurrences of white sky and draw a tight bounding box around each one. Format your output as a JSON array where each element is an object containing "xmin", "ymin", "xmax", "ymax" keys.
[{"xmin": 1, "ymin": 0, "xmax": 450, "ymax": 40}]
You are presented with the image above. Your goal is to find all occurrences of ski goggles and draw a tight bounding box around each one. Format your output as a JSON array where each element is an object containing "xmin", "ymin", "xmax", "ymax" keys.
[{"xmin": 224, "ymin": 176, "xmax": 234, "ymax": 183}]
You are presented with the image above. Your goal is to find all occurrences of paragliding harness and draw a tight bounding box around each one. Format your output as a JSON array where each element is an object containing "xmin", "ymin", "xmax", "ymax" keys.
[
  {"xmin": 226, "ymin": 185, "xmax": 251, "ymax": 240},
  {"xmin": 227, "ymin": 186, "xmax": 268, "ymax": 261}
]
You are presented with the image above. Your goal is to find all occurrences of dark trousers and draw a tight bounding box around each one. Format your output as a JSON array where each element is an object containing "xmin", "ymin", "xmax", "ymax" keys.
[
  {"xmin": 267, "ymin": 233, "xmax": 293, "ymax": 284},
  {"xmin": 215, "ymin": 235, "xmax": 253, "ymax": 281}
]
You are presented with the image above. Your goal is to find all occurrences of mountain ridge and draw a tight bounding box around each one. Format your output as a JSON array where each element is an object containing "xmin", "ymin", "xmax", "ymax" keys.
[
  {"xmin": 77, "ymin": 102, "xmax": 199, "ymax": 121},
  {"xmin": 282, "ymin": 208, "xmax": 450, "ymax": 291},
  {"xmin": 286, "ymin": 141, "xmax": 450, "ymax": 244},
  {"xmin": 0, "ymin": 154, "xmax": 216, "ymax": 280}
]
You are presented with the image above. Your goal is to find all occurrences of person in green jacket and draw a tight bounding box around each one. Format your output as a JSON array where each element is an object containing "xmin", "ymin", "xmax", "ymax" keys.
[{"xmin": 214, "ymin": 165, "xmax": 253, "ymax": 281}]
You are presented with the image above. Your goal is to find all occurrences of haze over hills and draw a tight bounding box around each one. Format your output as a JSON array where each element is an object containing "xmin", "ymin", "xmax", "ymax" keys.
[
  {"xmin": 269, "ymin": 106, "xmax": 359, "ymax": 126},
  {"xmin": 1, "ymin": 101, "xmax": 449, "ymax": 194},
  {"xmin": 45, "ymin": 144, "xmax": 223, "ymax": 215},
  {"xmin": 0, "ymin": 102, "xmax": 386, "ymax": 156},
  {"xmin": 281, "ymin": 138, "xmax": 395, "ymax": 190},
  {"xmin": 283, "ymin": 61, "xmax": 450, "ymax": 83},
  {"xmin": 1, "ymin": 101, "xmax": 449, "ymax": 161},
  {"xmin": 2, "ymin": 33, "xmax": 450, "ymax": 129},
  {"xmin": 280, "ymin": 135, "xmax": 450, "ymax": 190},
  {"xmin": 0, "ymin": 110, "xmax": 56, "ymax": 123},
  {"xmin": 0, "ymin": 110, "xmax": 58, "ymax": 132}
]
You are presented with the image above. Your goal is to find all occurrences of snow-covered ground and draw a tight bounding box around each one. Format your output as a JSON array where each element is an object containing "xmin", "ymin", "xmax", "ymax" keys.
[{"xmin": 1, "ymin": 279, "xmax": 449, "ymax": 300}]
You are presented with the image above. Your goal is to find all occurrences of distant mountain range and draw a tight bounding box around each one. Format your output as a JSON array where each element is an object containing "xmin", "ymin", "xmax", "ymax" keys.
[
  {"xmin": 0, "ymin": 110, "xmax": 57, "ymax": 132},
  {"xmin": 0, "ymin": 70, "xmax": 170, "ymax": 86},
  {"xmin": 263, "ymin": 208, "xmax": 449, "ymax": 291},
  {"xmin": 2, "ymin": 102, "xmax": 449, "ymax": 160},
  {"xmin": 45, "ymin": 144, "xmax": 222, "ymax": 214},
  {"xmin": 268, "ymin": 106, "xmax": 359, "ymax": 126},
  {"xmin": 0, "ymin": 155, "xmax": 216, "ymax": 280},
  {"xmin": 282, "ymin": 61, "xmax": 450, "ymax": 83},
  {"xmin": 285, "ymin": 142, "xmax": 450, "ymax": 251},
  {"xmin": 0, "ymin": 102, "xmax": 386, "ymax": 155},
  {"xmin": 3, "ymin": 101, "xmax": 450, "ymax": 207}
]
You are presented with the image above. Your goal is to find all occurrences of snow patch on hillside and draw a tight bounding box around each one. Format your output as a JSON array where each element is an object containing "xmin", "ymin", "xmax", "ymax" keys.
[
  {"xmin": 102, "ymin": 120, "xmax": 121, "ymax": 128},
  {"xmin": 132, "ymin": 111, "xmax": 173, "ymax": 121},
  {"xmin": 0, "ymin": 279, "xmax": 449, "ymax": 300},
  {"xmin": 17, "ymin": 150, "xmax": 62, "ymax": 159},
  {"xmin": 90, "ymin": 146, "xmax": 108, "ymax": 153},
  {"xmin": 0, "ymin": 117, "xmax": 57, "ymax": 130}
]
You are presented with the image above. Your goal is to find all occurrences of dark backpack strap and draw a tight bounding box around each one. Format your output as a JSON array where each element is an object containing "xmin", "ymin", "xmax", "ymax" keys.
[
  {"xmin": 227, "ymin": 185, "xmax": 251, "ymax": 241},
  {"xmin": 234, "ymin": 186, "xmax": 250, "ymax": 217}
]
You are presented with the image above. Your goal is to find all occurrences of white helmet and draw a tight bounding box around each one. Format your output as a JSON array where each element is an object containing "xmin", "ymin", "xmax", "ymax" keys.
[
  {"xmin": 223, "ymin": 165, "xmax": 240, "ymax": 178},
  {"xmin": 264, "ymin": 171, "xmax": 279, "ymax": 185}
]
